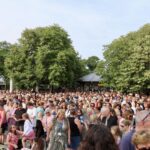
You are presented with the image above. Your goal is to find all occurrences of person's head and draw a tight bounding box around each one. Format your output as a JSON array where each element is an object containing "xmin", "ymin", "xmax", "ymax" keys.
[
  {"xmin": 111, "ymin": 126, "xmax": 122, "ymax": 138},
  {"xmin": 22, "ymin": 113, "xmax": 30, "ymax": 120},
  {"xmin": 78, "ymin": 124, "xmax": 118, "ymax": 150},
  {"xmin": 60, "ymin": 102, "xmax": 67, "ymax": 110},
  {"xmin": 13, "ymin": 102, "xmax": 19, "ymax": 108},
  {"xmin": 9, "ymin": 125, "xmax": 17, "ymax": 134},
  {"xmin": 32, "ymin": 137, "xmax": 44, "ymax": 150},
  {"xmin": 122, "ymin": 109, "xmax": 134, "ymax": 121},
  {"xmin": 27, "ymin": 102, "xmax": 34, "ymax": 108},
  {"xmin": 110, "ymin": 108, "xmax": 117, "ymax": 117},
  {"xmin": 57, "ymin": 109, "xmax": 65, "ymax": 120},
  {"xmin": 119, "ymin": 119, "xmax": 131, "ymax": 133},
  {"xmin": 77, "ymin": 109, "xmax": 83, "ymax": 116},
  {"xmin": 132, "ymin": 129, "xmax": 150, "ymax": 150},
  {"xmin": 135, "ymin": 110, "xmax": 150, "ymax": 131},
  {"xmin": 17, "ymin": 102, "xmax": 22, "ymax": 109},
  {"xmin": 37, "ymin": 101, "xmax": 44, "ymax": 107},
  {"xmin": 144, "ymin": 100, "xmax": 150, "ymax": 110},
  {"xmin": 90, "ymin": 103, "xmax": 95, "ymax": 109},
  {"xmin": 45, "ymin": 108, "xmax": 51, "ymax": 116},
  {"xmin": 70, "ymin": 108, "xmax": 76, "ymax": 116},
  {"xmin": 101, "ymin": 106, "xmax": 111, "ymax": 117}
]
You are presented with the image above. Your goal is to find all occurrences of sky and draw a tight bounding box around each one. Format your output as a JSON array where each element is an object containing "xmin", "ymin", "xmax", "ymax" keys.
[{"xmin": 0, "ymin": 0, "xmax": 150, "ymax": 59}]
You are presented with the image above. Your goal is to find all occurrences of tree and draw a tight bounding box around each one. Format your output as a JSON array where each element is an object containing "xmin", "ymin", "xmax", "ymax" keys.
[
  {"xmin": 5, "ymin": 24, "xmax": 83, "ymax": 89},
  {"xmin": 98, "ymin": 24, "xmax": 150, "ymax": 93},
  {"xmin": 86, "ymin": 56, "xmax": 99, "ymax": 72},
  {"xmin": 0, "ymin": 41, "xmax": 11, "ymax": 81}
]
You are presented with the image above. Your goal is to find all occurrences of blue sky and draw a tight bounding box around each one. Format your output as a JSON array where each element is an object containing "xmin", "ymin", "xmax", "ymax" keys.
[{"xmin": 0, "ymin": 0, "xmax": 150, "ymax": 59}]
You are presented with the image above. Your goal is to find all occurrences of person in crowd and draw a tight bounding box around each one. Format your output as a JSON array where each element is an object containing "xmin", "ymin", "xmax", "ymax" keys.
[
  {"xmin": 35, "ymin": 101, "xmax": 44, "ymax": 120},
  {"xmin": 0, "ymin": 104, "xmax": 7, "ymax": 144},
  {"xmin": 78, "ymin": 124, "xmax": 119, "ymax": 150},
  {"xmin": 0, "ymin": 90, "xmax": 149, "ymax": 150},
  {"xmin": 132, "ymin": 129, "xmax": 150, "ymax": 150},
  {"xmin": 42, "ymin": 108, "xmax": 53, "ymax": 136},
  {"xmin": 68, "ymin": 109, "xmax": 82, "ymax": 150},
  {"xmin": 31, "ymin": 137, "xmax": 45, "ymax": 150},
  {"xmin": 6, "ymin": 125, "xmax": 23, "ymax": 150},
  {"xmin": 14, "ymin": 103, "xmax": 26, "ymax": 131},
  {"xmin": 100, "ymin": 106, "xmax": 118, "ymax": 128},
  {"xmin": 22, "ymin": 113, "xmax": 35, "ymax": 148},
  {"xmin": 47, "ymin": 109, "xmax": 71, "ymax": 150},
  {"xmin": 77, "ymin": 109, "xmax": 84, "ymax": 124},
  {"xmin": 26, "ymin": 102, "xmax": 36, "ymax": 127},
  {"xmin": 35, "ymin": 115, "xmax": 45, "ymax": 139},
  {"xmin": 111, "ymin": 126, "xmax": 122, "ymax": 145},
  {"xmin": 119, "ymin": 119, "xmax": 131, "ymax": 135},
  {"xmin": 120, "ymin": 107, "xmax": 150, "ymax": 150}
]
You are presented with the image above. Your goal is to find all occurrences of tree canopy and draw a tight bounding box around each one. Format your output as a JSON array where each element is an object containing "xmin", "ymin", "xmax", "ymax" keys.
[
  {"xmin": 96, "ymin": 24, "xmax": 150, "ymax": 93},
  {"xmin": 5, "ymin": 25, "xmax": 83, "ymax": 89},
  {"xmin": 0, "ymin": 41, "xmax": 11, "ymax": 79}
]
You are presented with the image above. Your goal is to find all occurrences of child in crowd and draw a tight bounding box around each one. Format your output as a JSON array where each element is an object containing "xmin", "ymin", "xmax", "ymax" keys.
[
  {"xmin": 22, "ymin": 113, "xmax": 35, "ymax": 149},
  {"xmin": 6, "ymin": 125, "xmax": 23, "ymax": 150}
]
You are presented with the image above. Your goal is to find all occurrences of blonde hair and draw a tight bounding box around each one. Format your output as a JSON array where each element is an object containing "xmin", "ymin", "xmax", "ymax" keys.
[
  {"xmin": 57, "ymin": 109, "xmax": 65, "ymax": 118},
  {"xmin": 132, "ymin": 129, "xmax": 150, "ymax": 146}
]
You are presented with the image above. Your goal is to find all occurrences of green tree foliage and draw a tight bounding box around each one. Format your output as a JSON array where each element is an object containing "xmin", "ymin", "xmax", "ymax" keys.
[
  {"xmin": 0, "ymin": 41, "xmax": 11, "ymax": 79},
  {"xmin": 97, "ymin": 24, "xmax": 150, "ymax": 93},
  {"xmin": 5, "ymin": 25, "xmax": 83, "ymax": 89},
  {"xmin": 86, "ymin": 56, "xmax": 99, "ymax": 72}
]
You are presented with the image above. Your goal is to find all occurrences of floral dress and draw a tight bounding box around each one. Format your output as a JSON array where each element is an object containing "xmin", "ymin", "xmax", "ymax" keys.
[
  {"xmin": 7, "ymin": 132, "xmax": 19, "ymax": 150},
  {"xmin": 47, "ymin": 118, "xmax": 69, "ymax": 150}
]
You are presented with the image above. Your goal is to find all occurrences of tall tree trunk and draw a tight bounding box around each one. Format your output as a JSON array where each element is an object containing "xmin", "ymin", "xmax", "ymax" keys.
[{"xmin": 9, "ymin": 78, "xmax": 13, "ymax": 93}]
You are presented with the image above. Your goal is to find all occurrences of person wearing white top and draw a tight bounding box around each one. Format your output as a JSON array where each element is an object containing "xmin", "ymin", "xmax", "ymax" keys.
[
  {"xmin": 22, "ymin": 113, "xmax": 35, "ymax": 149},
  {"xmin": 27, "ymin": 103, "xmax": 36, "ymax": 127},
  {"xmin": 23, "ymin": 119, "xmax": 34, "ymax": 135}
]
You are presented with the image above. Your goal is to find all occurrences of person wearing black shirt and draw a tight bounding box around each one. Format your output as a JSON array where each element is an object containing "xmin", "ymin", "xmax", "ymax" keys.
[
  {"xmin": 68, "ymin": 109, "xmax": 82, "ymax": 150},
  {"xmin": 14, "ymin": 103, "xmax": 26, "ymax": 131},
  {"xmin": 101, "ymin": 107, "xmax": 118, "ymax": 129}
]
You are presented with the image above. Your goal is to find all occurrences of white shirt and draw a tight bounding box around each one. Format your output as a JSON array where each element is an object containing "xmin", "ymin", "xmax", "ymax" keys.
[
  {"xmin": 27, "ymin": 107, "xmax": 36, "ymax": 118},
  {"xmin": 27, "ymin": 107, "xmax": 36, "ymax": 126},
  {"xmin": 24, "ymin": 119, "xmax": 34, "ymax": 135}
]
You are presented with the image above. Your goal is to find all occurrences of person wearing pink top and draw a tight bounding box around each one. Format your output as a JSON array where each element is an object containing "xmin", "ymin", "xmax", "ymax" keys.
[
  {"xmin": 0, "ymin": 104, "xmax": 7, "ymax": 144},
  {"xmin": 42, "ymin": 109, "xmax": 53, "ymax": 135},
  {"xmin": 6, "ymin": 125, "xmax": 23, "ymax": 150}
]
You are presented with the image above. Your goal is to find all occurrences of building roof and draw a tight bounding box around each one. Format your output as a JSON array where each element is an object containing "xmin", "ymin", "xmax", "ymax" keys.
[{"xmin": 79, "ymin": 72, "xmax": 101, "ymax": 82}]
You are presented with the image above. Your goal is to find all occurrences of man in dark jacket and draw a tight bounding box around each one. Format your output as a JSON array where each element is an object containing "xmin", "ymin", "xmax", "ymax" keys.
[{"xmin": 101, "ymin": 106, "xmax": 118, "ymax": 129}]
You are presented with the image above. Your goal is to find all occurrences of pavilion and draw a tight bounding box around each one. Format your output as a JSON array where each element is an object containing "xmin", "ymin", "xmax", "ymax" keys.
[{"xmin": 78, "ymin": 72, "xmax": 101, "ymax": 91}]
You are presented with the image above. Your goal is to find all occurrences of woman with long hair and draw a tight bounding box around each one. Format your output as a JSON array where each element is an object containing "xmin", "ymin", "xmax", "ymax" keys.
[
  {"xmin": 47, "ymin": 109, "xmax": 71, "ymax": 150},
  {"xmin": 6, "ymin": 125, "xmax": 23, "ymax": 150},
  {"xmin": 78, "ymin": 124, "xmax": 118, "ymax": 150}
]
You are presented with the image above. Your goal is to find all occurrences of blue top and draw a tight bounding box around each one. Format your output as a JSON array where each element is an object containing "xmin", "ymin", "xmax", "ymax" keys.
[
  {"xmin": 120, "ymin": 130, "xmax": 135, "ymax": 150},
  {"xmin": 36, "ymin": 106, "xmax": 45, "ymax": 119}
]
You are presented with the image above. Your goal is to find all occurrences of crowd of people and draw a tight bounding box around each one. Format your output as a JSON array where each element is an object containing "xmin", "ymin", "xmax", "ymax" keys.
[{"xmin": 0, "ymin": 90, "xmax": 149, "ymax": 150}]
